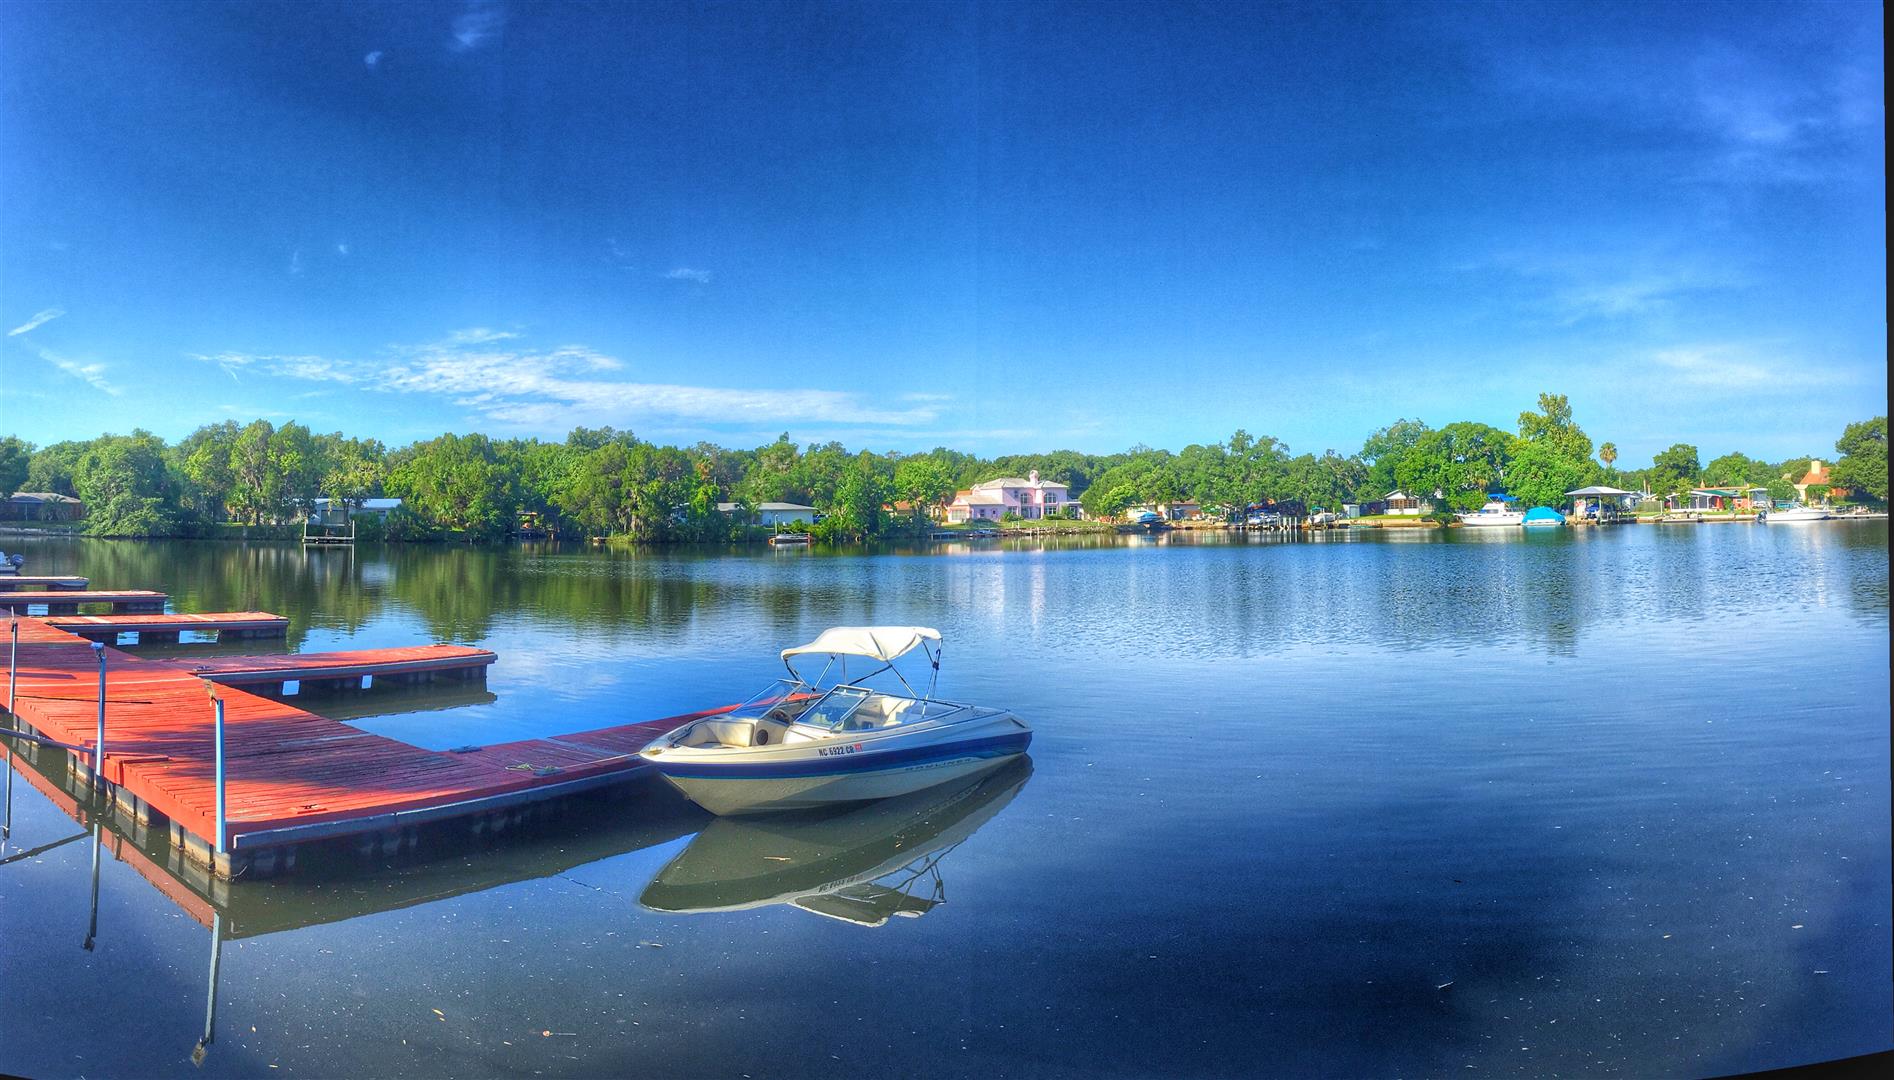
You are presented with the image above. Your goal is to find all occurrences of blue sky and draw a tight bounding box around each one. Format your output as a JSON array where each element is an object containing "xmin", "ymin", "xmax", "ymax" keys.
[{"xmin": 1, "ymin": 0, "xmax": 1883, "ymax": 466}]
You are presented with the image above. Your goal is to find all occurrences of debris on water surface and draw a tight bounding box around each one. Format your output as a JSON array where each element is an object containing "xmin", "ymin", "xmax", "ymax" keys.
[
  {"xmin": 638, "ymin": 941, "xmax": 664, "ymax": 948},
  {"xmin": 763, "ymin": 856, "xmax": 791, "ymax": 862},
  {"xmin": 1436, "ymin": 981, "xmax": 1454, "ymax": 991}
]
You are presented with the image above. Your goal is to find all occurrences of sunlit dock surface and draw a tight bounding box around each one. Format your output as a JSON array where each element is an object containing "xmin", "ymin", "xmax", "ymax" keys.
[{"xmin": 3, "ymin": 586, "xmax": 731, "ymax": 878}]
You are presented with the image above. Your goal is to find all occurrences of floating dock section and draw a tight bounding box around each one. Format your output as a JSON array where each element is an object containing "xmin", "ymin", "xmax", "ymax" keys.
[
  {"xmin": 4, "ymin": 596, "xmax": 708, "ymax": 879},
  {"xmin": 0, "ymin": 575, "xmax": 90, "ymax": 591},
  {"xmin": 0, "ymin": 589, "xmax": 167, "ymax": 614},
  {"xmin": 45, "ymin": 611, "xmax": 291, "ymax": 643}
]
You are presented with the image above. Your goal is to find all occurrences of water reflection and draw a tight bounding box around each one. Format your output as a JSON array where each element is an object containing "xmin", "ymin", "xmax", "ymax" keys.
[{"xmin": 641, "ymin": 757, "xmax": 1030, "ymax": 926}]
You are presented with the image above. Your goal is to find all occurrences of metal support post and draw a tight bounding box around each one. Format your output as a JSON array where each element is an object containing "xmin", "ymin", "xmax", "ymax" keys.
[
  {"xmin": 91, "ymin": 641, "xmax": 106, "ymax": 787},
  {"xmin": 211, "ymin": 692, "xmax": 227, "ymax": 855},
  {"xmin": 5, "ymin": 615, "xmax": 16, "ymax": 839}
]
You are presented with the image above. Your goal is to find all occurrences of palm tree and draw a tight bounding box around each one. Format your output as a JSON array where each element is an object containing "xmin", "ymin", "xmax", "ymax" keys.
[{"xmin": 1599, "ymin": 442, "xmax": 1617, "ymax": 469}]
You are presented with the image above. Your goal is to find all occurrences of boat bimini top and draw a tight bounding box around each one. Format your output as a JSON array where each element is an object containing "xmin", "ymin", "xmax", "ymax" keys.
[{"xmin": 780, "ymin": 625, "xmax": 942, "ymax": 699}]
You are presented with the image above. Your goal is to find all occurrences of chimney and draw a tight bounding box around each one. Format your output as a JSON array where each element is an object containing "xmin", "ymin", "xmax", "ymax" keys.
[{"xmin": 1028, "ymin": 469, "xmax": 1039, "ymax": 484}]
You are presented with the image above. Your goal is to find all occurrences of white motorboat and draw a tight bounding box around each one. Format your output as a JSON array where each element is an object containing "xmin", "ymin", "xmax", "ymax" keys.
[
  {"xmin": 640, "ymin": 757, "xmax": 1030, "ymax": 925},
  {"xmin": 1457, "ymin": 497, "xmax": 1524, "ymax": 527},
  {"xmin": 1763, "ymin": 506, "xmax": 1831, "ymax": 523},
  {"xmin": 0, "ymin": 551, "xmax": 22, "ymax": 574},
  {"xmin": 641, "ymin": 626, "xmax": 1032, "ymax": 815}
]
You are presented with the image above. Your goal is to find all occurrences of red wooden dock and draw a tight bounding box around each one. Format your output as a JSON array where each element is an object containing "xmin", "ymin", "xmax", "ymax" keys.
[
  {"xmin": 177, "ymin": 644, "xmax": 494, "ymax": 689},
  {"xmin": 4, "ymin": 613, "xmax": 705, "ymax": 877},
  {"xmin": 0, "ymin": 589, "xmax": 167, "ymax": 614},
  {"xmin": 45, "ymin": 611, "xmax": 290, "ymax": 642},
  {"xmin": 0, "ymin": 575, "xmax": 90, "ymax": 590}
]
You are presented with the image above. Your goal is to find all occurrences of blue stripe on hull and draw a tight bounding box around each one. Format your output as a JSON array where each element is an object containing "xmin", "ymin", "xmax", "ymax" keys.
[{"xmin": 653, "ymin": 732, "xmax": 1031, "ymax": 781}]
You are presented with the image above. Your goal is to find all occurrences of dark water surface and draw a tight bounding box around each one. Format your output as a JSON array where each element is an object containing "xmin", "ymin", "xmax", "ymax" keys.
[{"xmin": 2, "ymin": 525, "xmax": 1888, "ymax": 1077}]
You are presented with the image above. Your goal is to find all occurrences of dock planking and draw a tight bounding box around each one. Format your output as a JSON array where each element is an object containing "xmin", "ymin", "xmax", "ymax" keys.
[
  {"xmin": 0, "ymin": 589, "xmax": 167, "ymax": 614},
  {"xmin": 4, "ymin": 613, "xmax": 714, "ymax": 877},
  {"xmin": 177, "ymin": 644, "xmax": 494, "ymax": 689},
  {"xmin": 0, "ymin": 575, "xmax": 90, "ymax": 591},
  {"xmin": 46, "ymin": 611, "xmax": 290, "ymax": 643}
]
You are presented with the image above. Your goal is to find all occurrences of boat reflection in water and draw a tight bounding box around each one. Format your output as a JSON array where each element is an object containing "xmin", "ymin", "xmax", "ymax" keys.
[{"xmin": 641, "ymin": 756, "xmax": 1031, "ymax": 927}]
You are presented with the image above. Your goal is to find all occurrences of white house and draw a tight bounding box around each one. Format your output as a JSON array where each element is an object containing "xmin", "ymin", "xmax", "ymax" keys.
[
  {"xmin": 944, "ymin": 471, "xmax": 1075, "ymax": 522},
  {"xmin": 1383, "ymin": 490, "xmax": 1432, "ymax": 516},
  {"xmin": 717, "ymin": 501, "xmax": 817, "ymax": 527}
]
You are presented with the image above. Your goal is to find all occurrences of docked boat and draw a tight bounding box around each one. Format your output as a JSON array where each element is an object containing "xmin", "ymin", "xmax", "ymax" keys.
[
  {"xmin": 640, "ymin": 626, "xmax": 1032, "ymax": 815},
  {"xmin": 1521, "ymin": 506, "xmax": 1565, "ymax": 528},
  {"xmin": 1762, "ymin": 506, "xmax": 1831, "ymax": 523},
  {"xmin": 1458, "ymin": 496, "xmax": 1525, "ymax": 527},
  {"xmin": 766, "ymin": 532, "xmax": 812, "ymax": 546},
  {"xmin": 641, "ymin": 757, "xmax": 1030, "ymax": 925},
  {"xmin": 0, "ymin": 551, "xmax": 21, "ymax": 574}
]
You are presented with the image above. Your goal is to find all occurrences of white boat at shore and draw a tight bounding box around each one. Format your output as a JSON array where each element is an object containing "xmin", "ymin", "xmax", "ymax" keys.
[
  {"xmin": 641, "ymin": 626, "xmax": 1032, "ymax": 815},
  {"xmin": 1458, "ymin": 497, "xmax": 1524, "ymax": 527},
  {"xmin": 1762, "ymin": 506, "xmax": 1831, "ymax": 523}
]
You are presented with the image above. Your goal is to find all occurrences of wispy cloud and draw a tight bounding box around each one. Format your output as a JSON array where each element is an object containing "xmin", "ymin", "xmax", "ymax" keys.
[
  {"xmin": 33, "ymin": 347, "xmax": 121, "ymax": 396},
  {"xmin": 336, "ymin": 242, "xmax": 351, "ymax": 256},
  {"xmin": 288, "ymin": 249, "xmax": 305, "ymax": 276},
  {"xmin": 7, "ymin": 308, "xmax": 65, "ymax": 336},
  {"xmin": 198, "ymin": 330, "xmax": 946, "ymax": 431},
  {"xmin": 364, "ymin": 51, "xmax": 383, "ymax": 69},
  {"xmin": 1642, "ymin": 341, "xmax": 1853, "ymax": 393},
  {"xmin": 450, "ymin": 2, "xmax": 507, "ymax": 51},
  {"xmin": 663, "ymin": 267, "xmax": 713, "ymax": 284}
]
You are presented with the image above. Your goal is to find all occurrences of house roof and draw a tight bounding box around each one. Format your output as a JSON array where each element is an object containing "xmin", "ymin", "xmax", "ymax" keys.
[
  {"xmin": 969, "ymin": 476, "xmax": 1067, "ymax": 491},
  {"xmin": 715, "ymin": 502, "xmax": 816, "ymax": 512},
  {"xmin": 1799, "ymin": 463, "xmax": 1832, "ymax": 485},
  {"xmin": 5, "ymin": 492, "xmax": 81, "ymax": 504},
  {"xmin": 1564, "ymin": 486, "xmax": 1633, "ymax": 496},
  {"xmin": 951, "ymin": 489, "xmax": 1006, "ymax": 505}
]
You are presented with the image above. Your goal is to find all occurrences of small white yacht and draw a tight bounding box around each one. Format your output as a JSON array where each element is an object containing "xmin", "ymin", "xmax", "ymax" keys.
[
  {"xmin": 641, "ymin": 627, "xmax": 1032, "ymax": 815},
  {"xmin": 1763, "ymin": 506, "xmax": 1831, "ymax": 523},
  {"xmin": 1458, "ymin": 497, "xmax": 1525, "ymax": 527}
]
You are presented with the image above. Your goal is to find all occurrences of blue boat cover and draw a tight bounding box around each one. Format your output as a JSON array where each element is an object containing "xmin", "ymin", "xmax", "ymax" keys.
[{"xmin": 1522, "ymin": 506, "xmax": 1565, "ymax": 525}]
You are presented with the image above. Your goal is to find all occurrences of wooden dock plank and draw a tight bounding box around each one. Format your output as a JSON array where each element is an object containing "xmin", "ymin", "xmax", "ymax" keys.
[
  {"xmin": 45, "ymin": 611, "xmax": 289, "ymax": 639},
  {"xmin": 0, "ymin": 590, "xmax": 167, "ymax": 613},
  {"xmin": 172, "ymin": 645, "xmax": 495, "ymax": 686},
  {"xmin": 0, "ymin": 575, "xmax": 90, "ymax": 590}
]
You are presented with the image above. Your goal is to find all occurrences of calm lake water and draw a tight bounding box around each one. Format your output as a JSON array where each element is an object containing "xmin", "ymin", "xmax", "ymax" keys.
[{"xmin": 2, "ymin": 524, "xmax": 1888, "ymax": 1078}]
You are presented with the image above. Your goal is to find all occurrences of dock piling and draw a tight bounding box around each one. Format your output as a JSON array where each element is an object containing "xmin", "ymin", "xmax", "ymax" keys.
[{"xmin": 84, "ymin": 818, "xmax": 101, "ymax": 951}]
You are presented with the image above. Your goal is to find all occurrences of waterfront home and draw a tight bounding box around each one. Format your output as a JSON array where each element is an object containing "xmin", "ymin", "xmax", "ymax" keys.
[
  {"xmin": 1793, "ymin": 459, "xmax": 1849, "ymax": 504},
  {"xmin": 1687, "ymin": 487, "xmax": 1768, "ymax": 512},
  {"xmin": 311, "ymin": 497, "xmax": 403, "ymax": 520},
  {"xmin": 1382, "ymin": 490, "xmax": 1431, "ymax": 516},
  {"xmin": 1160, "ymin": 500, "xmax": 1201, "ymax": 521},
  {"xmin": 716, "ymin": 501, "xmax": 818, "ymax": 526},
  {"xmin": 1, "ymin": 491, "xmax": 83, "ymax": 522},
  {"xmin": 944, "ymin": 470, "xmax": 1074, "ymax": 522}
]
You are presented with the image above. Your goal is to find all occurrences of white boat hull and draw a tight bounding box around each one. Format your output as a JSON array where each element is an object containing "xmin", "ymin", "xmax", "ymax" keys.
[
  {"xmin": 645, "ymin": 706, "xmax": 1032, "ymax": 816},
  {"xmin": 1764, "ymin": 508, "xmax": 1831, "ymax": 523},
  {"xmin": 1458, "ymin": 513, "xmax": 1525, "ymax": 527}
]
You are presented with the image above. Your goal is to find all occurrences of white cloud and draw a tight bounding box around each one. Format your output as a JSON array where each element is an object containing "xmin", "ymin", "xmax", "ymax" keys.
[
  {"xmin": 364, "ymin": 51, "xmax": 383, "ymax": 69},
  {"xmin": 663, "ymin": 267, "xmax": 713, "ymax": 283},
  {"xmin": 1643, "ymin": 342, "xmax": 1854, "ymax": 393},
  {"xmin": 450, "ymin": 2, "xmax": 506, "ymax": 51},
  {"xmin": 202, "ymin": 331, "xmax": 947, "ymax": 431},
  {"xmin": 336, "ymin": 242, "xmax": 351, "ymax": 256},
  {"xmin": 288, "ymin": 249, "xmax": 304, "ymax": 275},
  {"xmin": 7, "ymin": 308, "xmax": 65, "ymax": 336},
  {"xmin": 34, "ymin": 347, "xmax": 121, "ymax": 396}
]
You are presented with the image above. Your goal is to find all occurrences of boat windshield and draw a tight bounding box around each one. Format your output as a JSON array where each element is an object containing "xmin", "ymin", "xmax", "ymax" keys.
[
  {"xmin": 794, "ymin": 686, "xmax": 875, "ymax": 732},
  {"xmin": 731, "ymin": 679, "xmax": 806, "ymax": 716}
]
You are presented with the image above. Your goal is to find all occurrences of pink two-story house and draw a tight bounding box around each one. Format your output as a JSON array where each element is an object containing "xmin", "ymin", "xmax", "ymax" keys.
[{"xmin": 945, "ymin": 470, "xmax": 1074, "ymax": 522}]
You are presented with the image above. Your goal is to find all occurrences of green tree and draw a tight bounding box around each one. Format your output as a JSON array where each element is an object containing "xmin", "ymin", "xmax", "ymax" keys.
[
  {"xmin": 384, "ymin": 432, "xmax": 519, "ymax": 540},
  {"xmin": 1358, "ymin": 419, "xmax": 1432, "ymax": 500},
  {"xmin": 893, "ymin": 457, "xmax": 956, "ymax": 522},
  {"xmin": 0, "ymin": 436, "xmax": 31, "ymax": 496},
  {"xmin": 72, "ymin": 430, "xmax": 181, "ymax": 536},
  {"xmin": 1396, "ymin": 422, "xmax": 1516, "ymax": 512},
  {"xmin": 1831, "ymin": 416, "xmax": 1887, "ymax": 503},
  {"xmin": 1599, "ymin": 442, "xmax": 1617, "ymax": 470},
  {"xmin": 1648, "ymin": 444, "xmax": 1701, "ymax": 496},
  {"xmin": 24, "ymin": 440, "xmax": 86, "ymax": 496}
]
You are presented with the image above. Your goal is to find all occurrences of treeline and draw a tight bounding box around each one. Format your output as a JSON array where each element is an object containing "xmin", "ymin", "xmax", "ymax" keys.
[{"xmin": 0, "ymin": 400, "xmax": 1884, "ymax": 541}]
